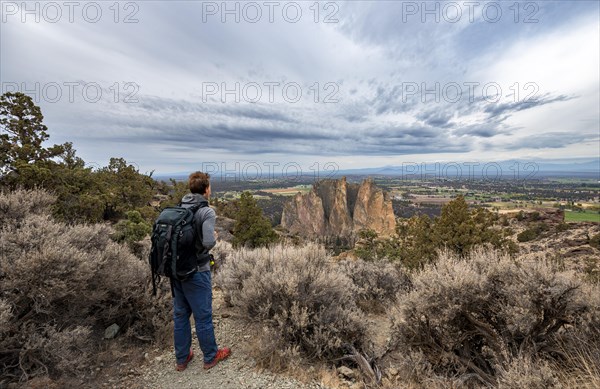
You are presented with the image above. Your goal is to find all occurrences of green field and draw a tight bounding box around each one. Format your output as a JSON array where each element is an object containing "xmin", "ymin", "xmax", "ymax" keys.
[{"xmin": 565, "ymin": 210, "xmax": 600, "ymax": 223}]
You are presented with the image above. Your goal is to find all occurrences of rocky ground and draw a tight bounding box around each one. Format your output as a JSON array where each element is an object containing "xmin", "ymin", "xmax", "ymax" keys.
[{"xmin": 507, "ymin": 210, "xmax": 600, "ymax": 277}]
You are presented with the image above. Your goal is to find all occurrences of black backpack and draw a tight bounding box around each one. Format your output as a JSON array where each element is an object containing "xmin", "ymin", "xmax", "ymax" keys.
[{"xmin": 149, "ymin": 201, "xmax": 208, "ymax": 295}]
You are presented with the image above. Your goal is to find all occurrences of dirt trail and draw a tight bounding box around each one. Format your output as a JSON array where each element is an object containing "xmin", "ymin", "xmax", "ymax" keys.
[{"xmin": 119, "ymin": 290, "xmax": 330, "ymax": 389}]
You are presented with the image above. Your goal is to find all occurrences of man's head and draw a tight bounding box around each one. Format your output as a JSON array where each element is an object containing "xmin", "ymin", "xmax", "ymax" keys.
[{"xmin": 188, "ymin": 171, "xmax": 211, "ymax": 198}]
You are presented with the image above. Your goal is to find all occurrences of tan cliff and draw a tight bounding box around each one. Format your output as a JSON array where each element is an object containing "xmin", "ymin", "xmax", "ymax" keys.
[
  {"xmin": 280, "ymin": 190, "xmax": 326, "ymax": 237},
  {"xmin": 281, "ymin": 176, "xmax": 396, "ymax": 239},
  {"xmin": 352, "ymin": 177, "xmax": 396, "ymax": 236}
]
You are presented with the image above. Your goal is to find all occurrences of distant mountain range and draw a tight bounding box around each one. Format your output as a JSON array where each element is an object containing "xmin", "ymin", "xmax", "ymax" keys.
[
  {"xmin": 155, "ymin": 158, "xmax": 599, "ymax": 181},
  {"xmin": 334, "ymin": 158, "xmax": 600, "ymax": 178}
]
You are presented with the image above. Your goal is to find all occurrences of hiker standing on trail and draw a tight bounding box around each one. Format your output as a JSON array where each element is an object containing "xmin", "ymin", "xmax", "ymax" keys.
[{"xmin": 171, "ymin": 171, "xmax": 231, "ymax": 371}]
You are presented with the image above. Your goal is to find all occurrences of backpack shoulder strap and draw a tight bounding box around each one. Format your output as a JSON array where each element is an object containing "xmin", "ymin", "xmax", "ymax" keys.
[
  {"xmin": 189, "ymin": 201, "xmax": 206, "ymax": 213},
  {"xmin": 180, "ymin": 201, "xmax": 209, "ymax": 224}
]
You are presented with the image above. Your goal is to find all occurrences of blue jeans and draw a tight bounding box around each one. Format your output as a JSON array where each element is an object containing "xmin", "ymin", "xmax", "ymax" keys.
[{"xmin": 171, "ymin": 271, "xmax": 218, "ymax": 364}]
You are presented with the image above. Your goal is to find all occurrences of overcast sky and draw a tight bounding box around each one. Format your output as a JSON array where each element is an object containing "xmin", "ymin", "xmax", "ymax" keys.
[{"xmin": 1, "ymin": 0, "xmax": 599, "ymax": 175}]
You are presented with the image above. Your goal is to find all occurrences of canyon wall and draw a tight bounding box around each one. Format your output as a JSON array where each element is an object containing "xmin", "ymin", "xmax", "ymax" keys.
[{"xmin": 281, "ymin": 176, "xmax": 396, "ymax": 239}]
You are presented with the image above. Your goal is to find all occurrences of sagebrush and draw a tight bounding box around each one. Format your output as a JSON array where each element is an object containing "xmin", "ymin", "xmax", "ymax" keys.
[
  {"xmin": 389, "ymin": 247, "xmax": 600, "ymax": 386},
  {"xmin": 215, "ymin": 242, "xmax": 367, "ymax": 363},
  {"xmin": 0, "ymin": 189, "xmax": 170, "ymax": 384},
  {"xmin": 338, "ymin": 259, "xmax": 411, "ymax": 312}
]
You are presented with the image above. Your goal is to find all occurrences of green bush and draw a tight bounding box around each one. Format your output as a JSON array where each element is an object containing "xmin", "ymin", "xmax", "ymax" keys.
[
  {"xmin": 113, "ymin": 210, "xmax": 152, "ymax": 244},
  {"xmin": 0, "ymin": 92, "xmax": 67, "ymax": 185},
  {"xmin": 353, "ymin": 228, "xmax": 380, "ymax": 261},
  {"xmin": 217, "ymin": 198, "xmax": 241, "ymax": 220},
  {"xmin": 232, "ymin": 191, "xmax": 278, "ymax": 249},
  {"xmin": 517, "ymin": 223, "xmax": 549, "ymax": 242},
  {"xmin": 1, "ymin": 93, "xmax": 156, "ymax": 224},
  {"xmin": 362, "ymin": 196, "xmax": 517, "ymax": 269},
  {"xmin": 517, "ymin": 228, "xmax": 539, "ymax": 242},
  {"xmin": 155, "ymin": 178, "xmax": 189, "ymax": 209}
]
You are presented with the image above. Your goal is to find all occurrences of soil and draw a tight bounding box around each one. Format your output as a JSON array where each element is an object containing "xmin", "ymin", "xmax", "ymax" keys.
[{"xmin": 101, "ymin": 290, "xmax": 334, "ymax": 389}]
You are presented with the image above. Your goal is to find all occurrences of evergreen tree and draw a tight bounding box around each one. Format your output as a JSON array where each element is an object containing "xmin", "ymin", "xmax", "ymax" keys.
[
  {"xmin": 232, "ymin": 191, "xmax": 278, "ymax": 248},
  {"xmin": 433, "ymin": 195, "xmax": 478, "ymax": 255},
  {"xmin": 114, "ymin": 210, "xmax": 152, "ymax": 244},
  {"xmin": 354, "ymin": 228, "xmax": 379, "ymax": 260},
  {"xmin": 368, "ymin": 196, "xmax": 516, "ymax": 269},
  {"xmin": 0, "ymin": 92, "xmax": 156, "ymax": 224},
  {"xmin": 0, "ymin": 92, "xmax": 67, "ymax": 185},
  {"xmin": 97, "ymin": 157, "xmax": 155, "ymax": 220}
]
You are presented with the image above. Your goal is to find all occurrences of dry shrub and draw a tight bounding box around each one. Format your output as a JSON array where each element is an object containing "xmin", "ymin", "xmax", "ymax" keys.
[
  {"xmin": 0, "ymin": 187, "xmax": 55, "ymax": 225},
  {"xmin": 130, "ymin": 237, "xmax": 151, "ymax": 261},
  {"xmin": 0, "ymin": 189, "xmax": 170, "ymax": 384},
  {"xmin": 380, "ymin": 354, "xmax": 558, "ymax": 389},
  {"xmin": 552, "ymin": 283, "xmax": 600, "ymax": 388},
  {"xmin": 210, "ymin": 239, "xmax": 234, "ymax": 273},
  {"xmin": 390, "ymin": 247, "xmax": 596, "ymax": 386},
  {"xmin": 23, "ymin": 326, "xmax": 93, "ymax": 377},
  {"xmin": 338, "ymin": 259, "xmax": 411, "ymax": 312},
  {"xmin": 0, "ymin": 298, "xmax": 11, "ymax": 328},
  {"xmin": 381, "ymin": 351, "xmax": 461, "ymax": 389},
  {"xmin": 246, "ymin": 326, "xmax": 304, "ymax": 372},
  {"xmin": 554, "ymin": 342, "xmax": 600, "ymax": 389},
  {"xmin": 213, "ymin": 240, "xmax": 253, "ymax": 307},
  {"xmin": 572, "ymin": 282, "xmax": 600, "ymax": 345},
  {"xmin": 496, "ymin": 355, "xmax": 561, "ymax": 389},
  {"xmin": 215, "ymin": 242, "xmax": 367, "ymax": 364}
]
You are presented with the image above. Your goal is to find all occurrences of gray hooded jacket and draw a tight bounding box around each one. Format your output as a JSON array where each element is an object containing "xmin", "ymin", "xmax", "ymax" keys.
[{"xmin": 180, "ymin": 193, "xmax": 216, "ymax": 273}]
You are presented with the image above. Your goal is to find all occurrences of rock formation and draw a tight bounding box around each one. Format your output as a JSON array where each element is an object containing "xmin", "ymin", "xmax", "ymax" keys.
[
  {"xmin": 281, "ymin": 176, "xmax": 396, "ymax": 239},
  {"xmin": 280, "ymin": 190, "xmax": 326, "ymax": 238},
  {"xmin": 352, "ymin": 178, "xmax": 396, "ymax": 236}
]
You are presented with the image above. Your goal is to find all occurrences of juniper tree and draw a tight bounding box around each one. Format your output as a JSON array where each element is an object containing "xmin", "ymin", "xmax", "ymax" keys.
[
  {"xmin": 0, "ymin": 92, "xmax": 67, "ymax": 184},
  {"xmin": 232, "ymin": 191, "xmax": 278, "ymax": 248}
]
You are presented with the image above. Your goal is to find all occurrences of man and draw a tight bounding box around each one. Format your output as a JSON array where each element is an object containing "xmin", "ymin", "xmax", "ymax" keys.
[{"xmin": 171, "ymin": 171, "xmax": 231, "ymax": 371}]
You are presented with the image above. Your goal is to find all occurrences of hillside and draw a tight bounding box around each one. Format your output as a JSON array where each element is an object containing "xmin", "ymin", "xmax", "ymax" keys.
[{"xmin": 1, "ymin": 188, "xmax": 599, "ymax": 389}]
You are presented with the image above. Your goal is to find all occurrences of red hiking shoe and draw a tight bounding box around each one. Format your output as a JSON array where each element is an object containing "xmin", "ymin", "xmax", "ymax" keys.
[
  {"xmin": 175, "ymin": 349, "xmax": 194, "ymax": 371},
  {"xmin": 203, "ymin": 347, "xmax": 231, "ymax": 370}
]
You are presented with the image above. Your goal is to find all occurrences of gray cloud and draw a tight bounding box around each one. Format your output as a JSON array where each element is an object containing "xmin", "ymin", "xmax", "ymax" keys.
[
  {"xmin": 64, "ymin": 91, "xmax": 475, "ymax": 157},
  {"xmin": 2, "ymin": 1, "xmax": 598, "ymax": 172},
  {"xmin": 417, "ymin": 110, "xmax": 454, "ymax": 128},
  {"xmin": 453, "ymin": 124, "xmax": 511, "ymax": 138},
  {"xmin": 490, "ymin": 132, "xmax": 597, "ymax": 150},
  {"xmin": 485, "ymin": 94, "xmax": 575, "ymax": 119}
]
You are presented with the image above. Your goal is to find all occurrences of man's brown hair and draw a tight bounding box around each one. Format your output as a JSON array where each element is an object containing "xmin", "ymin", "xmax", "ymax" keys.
[{"xmin": 188, "ymin": 171, "xmax": 210, "ymax": 194}]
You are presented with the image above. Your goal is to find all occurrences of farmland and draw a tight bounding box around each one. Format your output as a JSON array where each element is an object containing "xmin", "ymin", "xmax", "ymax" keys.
[
  {"xmin": 565, "ymin": 210, "xmax": 600, "ymax": 223},
  {"xmin": 204, "ymin": 175, "xmax": 599, "ymax": 225}
]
